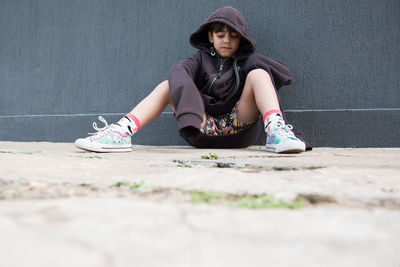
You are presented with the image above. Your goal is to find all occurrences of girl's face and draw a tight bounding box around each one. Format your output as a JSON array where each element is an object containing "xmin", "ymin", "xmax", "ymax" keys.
[{"xmin": 208, "ymin": 25, "xmax": 241, "ymax": 58}]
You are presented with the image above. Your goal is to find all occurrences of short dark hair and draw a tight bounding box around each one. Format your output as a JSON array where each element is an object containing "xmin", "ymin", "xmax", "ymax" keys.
[
  {"xmin": 209, "ymin": 23, "xmax": 226, "ymax": 33},
  {"xmin": 208, "ymin": 23, "xmax": 238, "ymax": 34}
]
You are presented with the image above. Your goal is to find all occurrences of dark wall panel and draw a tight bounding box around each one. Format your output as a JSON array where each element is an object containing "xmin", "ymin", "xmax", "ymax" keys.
[{"xmin": 1, "ymin": 0, "xmax": 399, "ymax": 147}]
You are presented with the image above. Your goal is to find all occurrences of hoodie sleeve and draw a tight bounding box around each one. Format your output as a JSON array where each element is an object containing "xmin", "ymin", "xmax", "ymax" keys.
[
  {"xmin": 242, "ymin": 53, "xmax": 293, "ymax": 90},
  {"xmin": 168, "ymin": 52, "xmax": 205, "ymax": 136}
]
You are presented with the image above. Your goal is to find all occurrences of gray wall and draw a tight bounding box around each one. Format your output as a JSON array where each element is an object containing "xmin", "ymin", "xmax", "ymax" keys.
[{"xmin": 1, "ymin": 0, "xmax": 399, "ymax": 147}]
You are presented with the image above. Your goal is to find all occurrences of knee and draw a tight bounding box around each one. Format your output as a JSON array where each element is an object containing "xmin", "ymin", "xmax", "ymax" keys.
[
  {"xmin": 157, "ymin": 80, "xmax": 171, "ymax": 95},
  {"xmin": 160, "ymin": 80, "xmax": 175, "ymax": 108},
  {"xmin": 160, "ymin": 80, "xmax": 169, "ymax": 89},
  {"xmin": 247, "ymin": 69, "xmax": 271, "ymax": 83}
]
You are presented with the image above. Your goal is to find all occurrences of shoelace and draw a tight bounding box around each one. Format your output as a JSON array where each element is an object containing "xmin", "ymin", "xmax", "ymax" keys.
[
  {"xmin": 271, "ymin": 121, "xmax": 297, "ymax": 140},
  {"xmin": 89, "ymin": 116, "xmax": 116, "ymax": 135}
]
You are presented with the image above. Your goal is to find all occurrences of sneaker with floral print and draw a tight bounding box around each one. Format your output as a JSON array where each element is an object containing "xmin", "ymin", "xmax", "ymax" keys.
[
  {"xmin": 266, "ymin": 121, "xmax": 305, "ymax": 153},
  {"xmin": 74, "ymin": 116, "xmax": 132, "ymax": 152}
]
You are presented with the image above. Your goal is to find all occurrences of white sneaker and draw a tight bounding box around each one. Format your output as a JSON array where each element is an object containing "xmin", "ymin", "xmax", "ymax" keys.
[
  {"xmin": 266, "ymin": 121, "xmax": 305, "ymax": 153},
  {"xmin": 74, "ymin": 116, "xmax": 132, "ymax": 153}
]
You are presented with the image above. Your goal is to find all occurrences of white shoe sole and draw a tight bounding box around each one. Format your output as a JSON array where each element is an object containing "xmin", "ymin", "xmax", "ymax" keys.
[
  {"xmin": 266, "ymin": 140, "xmax": 306, "ymax": 153},
  {"xmin": 74, "ymin": 139, "xmax": 132, "ymax": 153}
]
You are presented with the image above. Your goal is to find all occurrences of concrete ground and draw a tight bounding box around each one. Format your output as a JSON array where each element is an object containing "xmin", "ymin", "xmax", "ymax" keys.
[{"xmin": 0, "ymin": 141, "xmax": 399, "ymax": 267}]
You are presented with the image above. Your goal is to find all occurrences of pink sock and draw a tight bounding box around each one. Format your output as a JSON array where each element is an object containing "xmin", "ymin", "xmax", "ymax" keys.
[
  {"xmin": 263, "ymin": 110, "xmax": 283, "ymax": 132},
  {"xmin": 117, "ymin": 113, "xmax": 141, "ymax": 135}
]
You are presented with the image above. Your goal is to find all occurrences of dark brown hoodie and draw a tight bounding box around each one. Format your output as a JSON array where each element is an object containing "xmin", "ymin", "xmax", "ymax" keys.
[{"xmin": 168, "ymin": 6, "xmax": 307, "ymax": 148}]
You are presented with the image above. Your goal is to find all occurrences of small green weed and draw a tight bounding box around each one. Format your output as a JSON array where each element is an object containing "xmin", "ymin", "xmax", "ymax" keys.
[
  {"xmin": 189, "ymin": 191, "xmax": 307, "ymax": 209},
  {"xmin": 129, "ymin": 181, "xmax": 145, "ymax": 191},
  {"xmin": 78, "ymin": 181, "xmax": 92, "ymax": 187},
  {"xmin": 176, "ymin": 160, "xmax": 195, "ymax": 168},
  {"xmin": 0, "ymin": 151, "xmax": 33, "ymax": 155},
  {"xmin": 191, "ymin": 191, "xmax": 226, "ymax": 203},
  {"xmin": 86, "ymin": 155, "xmax": 101, "ymax": 159},
  {"xmin": 201, "ymin": 153, "xmax": 219, "ymax": 160},
  {"xmin": 112, "ymin": 180, "xmax": 130, "ymax": 187},
  {"xmin": 232, "ymin": 194, "xmax": 307, "ymax": 209},
  {"xmin": 111, "ymin": 180, "xmax": 149, "ymax": 192}
]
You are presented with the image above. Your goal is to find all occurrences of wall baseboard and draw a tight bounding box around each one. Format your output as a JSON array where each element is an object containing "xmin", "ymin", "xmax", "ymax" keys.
[{"xmin": 0, "ymin": 109, "xmax": 399, "ymax": 147}]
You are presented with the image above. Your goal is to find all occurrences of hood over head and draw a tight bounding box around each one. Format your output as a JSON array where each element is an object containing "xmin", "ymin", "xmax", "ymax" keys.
[{"xmin": 190, "ymin": 6, "xmax": 256, "ymax": 58}]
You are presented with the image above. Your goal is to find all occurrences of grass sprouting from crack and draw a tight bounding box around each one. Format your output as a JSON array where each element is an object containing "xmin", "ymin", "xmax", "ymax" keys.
[
  {"xmin": 174, "ymin": 160, "xmax": 195, "ymax": 168},
  {"xmin": 191, "ymin": 191, "xmax": 226, "ymax": 203},
  {"xmin": 1, "ymin": 178, "xmax": 310, "ymax": 209},
  {"xmin": 232, "ymin": 194, "xmax": 307, "ymax": 209},
  {"xmin": 111, "ymin": 180, "xmax": 150, "ymax": 192},
  {"xmin": 112, "ymin": 180, "xmax": 130, "ymax": 187},
  {"xmin": 86, "ymin": 155, "xmax": 102, "ymax": 159},
  {"xmin": 190, "ymin": 191, "xmax": 307, "ymax": 209},
  {"xmin": 0, "ymin": 151, "xmax": 33, "ymax": 155},
  {"xmin": 78, "ymin": 181, "xmax": 92, "ymax": 187},
  {"xmin": 201, "ymin": 153, "xmax": 219, "ymax": 160},
  {"xmin": 129, "ymin": 181, "xmax": 146, "ymax": 191},
  {"xmin": 109, "ymin": 180, "xmax": 307, "ymax": 209}
]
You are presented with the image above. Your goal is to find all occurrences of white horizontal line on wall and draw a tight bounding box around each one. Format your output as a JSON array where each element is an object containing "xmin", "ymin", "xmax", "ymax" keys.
[
  {"xmin": 284, "ymin": 108, "xmax": 400, "ymax": 112},
  {"xmin": 0, "ymin": 108, "xmax": 399, "ymax": 118},
  {"xmin": 0, "ymin": 113, "xmax": 126, "ymax": 118}
]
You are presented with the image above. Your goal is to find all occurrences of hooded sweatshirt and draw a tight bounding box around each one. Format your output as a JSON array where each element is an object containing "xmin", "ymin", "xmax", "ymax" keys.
[{"xmin": 168, "ymin": 6, "xmax": 306, "ymax": 148}]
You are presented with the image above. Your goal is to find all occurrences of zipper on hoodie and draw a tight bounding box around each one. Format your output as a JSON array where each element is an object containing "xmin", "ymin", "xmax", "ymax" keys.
[{"xmin": 208, "ymin": 58, "xmax": 226, "ymax": 94}]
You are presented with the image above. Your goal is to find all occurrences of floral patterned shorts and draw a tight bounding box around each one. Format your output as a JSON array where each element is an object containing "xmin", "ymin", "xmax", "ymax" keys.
[{"xmin": 200, "ymin": 104, "xmax": 256, "ymax": 136}]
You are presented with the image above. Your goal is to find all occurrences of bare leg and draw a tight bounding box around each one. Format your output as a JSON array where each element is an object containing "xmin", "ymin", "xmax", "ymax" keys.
[
  {"xmin": 236, "ymin": 69, "xmax": 305, "ymax": 153},
  {"xmin": 128, "ymin": 80, "xmax": 175, "ymax": 127},
  {"xmin": 236, "ymin": 69, "xmax": 280, "ymax": 122},
  {"xmin": 75, "ymin": 81, "xmax": 179, "ymax": 152}
]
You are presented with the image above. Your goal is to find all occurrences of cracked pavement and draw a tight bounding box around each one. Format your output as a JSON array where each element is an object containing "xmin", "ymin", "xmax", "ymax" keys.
[{"xmin": 0, "ymin": 142, "xmax": 399, "ymax": 267}]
